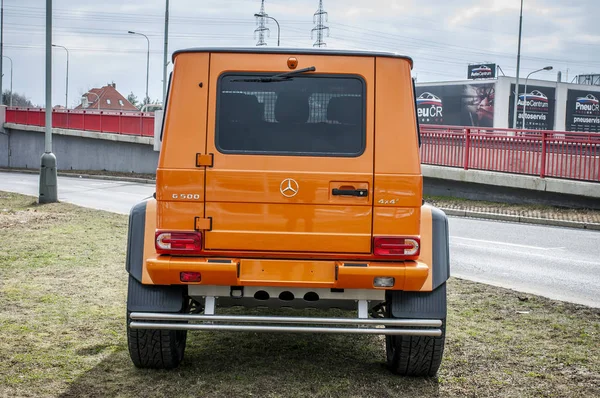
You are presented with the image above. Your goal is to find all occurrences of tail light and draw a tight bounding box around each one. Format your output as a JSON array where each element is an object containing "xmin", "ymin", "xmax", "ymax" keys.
[
  {"xmin": 155, "ymin": 231, "xmax": 203, "ymax": 255},
  {"xmin": 373, "ymin": 237, "xmax": 420, "ymax": 257}
]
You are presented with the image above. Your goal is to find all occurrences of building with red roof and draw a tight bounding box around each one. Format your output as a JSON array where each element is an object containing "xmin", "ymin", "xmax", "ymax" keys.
[{"xmin": 75, "ymin": 83, "xmax": 139, "ymax": 112}]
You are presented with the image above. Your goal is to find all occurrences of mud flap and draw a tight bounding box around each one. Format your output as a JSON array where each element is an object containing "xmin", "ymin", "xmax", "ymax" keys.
[
  {"xmin": 387, "ymin": 283, "xmax": 447, "ymax": 319},
  {"xmin": 127, "ymin": 275, "xmax": 187, "ymax": 312},
  {"xmin": 431, "ymin": 206, "xmax": 450, "ymax": 289},
  {"xmin": 125, "ymin": 200, "xmax": 147, "ymax": 282}
]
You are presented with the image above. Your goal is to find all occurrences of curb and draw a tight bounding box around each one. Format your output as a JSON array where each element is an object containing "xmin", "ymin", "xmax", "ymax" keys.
[
  {"xmin": 57, "ymin": 173, "xmax": 156, "ymax": 185},
  {"xmin": 441, "ymin": 208, "xmax": 600, "ymax": 231},
  {"xmin": 0, "ymin": 168, "xmax": 156, "ymax": 185}
]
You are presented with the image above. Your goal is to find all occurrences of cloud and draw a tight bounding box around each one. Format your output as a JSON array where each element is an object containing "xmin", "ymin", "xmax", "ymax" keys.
[{"xmin": 2, "ymin": 0, "xmax": 598, "ymax": 106}]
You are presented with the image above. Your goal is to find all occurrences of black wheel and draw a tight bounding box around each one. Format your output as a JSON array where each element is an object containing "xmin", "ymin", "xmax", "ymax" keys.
[
  {"xmin": 127, "ymin": 311, "xmax": 188, "ymax": 369},
  {"xmin": 385, "ymin": 320, "xmax": 446, "ymax": 377}
]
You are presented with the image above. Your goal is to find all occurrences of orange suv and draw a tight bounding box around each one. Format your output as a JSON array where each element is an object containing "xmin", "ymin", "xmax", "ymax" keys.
[{"xmin": 125, "ymin": 47, "xmax": 450, "ymax": 377}]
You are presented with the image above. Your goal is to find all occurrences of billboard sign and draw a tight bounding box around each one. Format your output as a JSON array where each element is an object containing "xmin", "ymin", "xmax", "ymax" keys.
[
  {"xmin": 509, "ymin": 84, "xmax": 555, "ymax": 130},
  {"xmin": 467, "ymin": 64, "xmax": 496, "ymax": 80},
  {"xmin": 566, "ymin": 90, "xmax": 600, "ymax": 132},
  {"xmin": 415, "ymin": 83, "xmax": 495, "ymax": 127}
]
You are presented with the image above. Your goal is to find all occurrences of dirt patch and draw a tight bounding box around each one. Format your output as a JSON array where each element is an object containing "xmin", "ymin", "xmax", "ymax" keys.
[
  {"xmin": 0, "ymin": 191, "xmax": 599, "ymax": 398},
  {"xmin": 0, "ymin": 194, "xmax": 72, "ymax": 229},
  {"xmin": 0, "ymin": 208, "xmax": 67, "ymax": 229}
]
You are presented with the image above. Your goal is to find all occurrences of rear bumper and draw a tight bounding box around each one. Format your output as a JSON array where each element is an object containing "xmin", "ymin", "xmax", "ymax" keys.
[
  {"xmin": 145, "ymin": 257, "xmax": 430, "ymax": 290},
  {"xmin": 128, "ymin": 312, "xmax": 443, "ymax": 336}
]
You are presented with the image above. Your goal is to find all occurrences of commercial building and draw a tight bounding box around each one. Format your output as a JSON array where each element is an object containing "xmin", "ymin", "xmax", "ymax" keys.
[{"xmin": 415, "ymin": 67, "xmax": 600, "ymax": 132}]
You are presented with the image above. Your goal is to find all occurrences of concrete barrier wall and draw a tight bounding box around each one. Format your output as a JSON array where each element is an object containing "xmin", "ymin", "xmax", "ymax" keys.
[
  {"xmin": 0, "ymin": 132, "xmax": 8, "ymax": 168},
  {"xmin": 2, "ymin": 125, "xmax": 159, "ymax": 174},
  {"xmin": 423, "ymin": 164, "xmax": 600, "ymax": 210},
  {"xmin": 2, "ymin": 122, "xmax": 599, "ymax": 209}
]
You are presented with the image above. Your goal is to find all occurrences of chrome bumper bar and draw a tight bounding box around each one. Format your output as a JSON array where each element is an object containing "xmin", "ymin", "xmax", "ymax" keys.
[{"xmin": 129, "ymin": 312, "xmax": 443, "ymax": 336}]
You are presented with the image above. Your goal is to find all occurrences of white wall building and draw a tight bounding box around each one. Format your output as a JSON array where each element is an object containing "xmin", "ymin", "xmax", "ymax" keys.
[{"xmin": 416, "ymin": 76, "xmax": 600, "ymax": 132}]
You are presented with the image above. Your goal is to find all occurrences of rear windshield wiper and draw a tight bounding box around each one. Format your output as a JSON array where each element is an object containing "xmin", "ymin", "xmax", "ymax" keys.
[{"xmin": 231, "ymin": 66, "xmax": 316, "ymax": 83}]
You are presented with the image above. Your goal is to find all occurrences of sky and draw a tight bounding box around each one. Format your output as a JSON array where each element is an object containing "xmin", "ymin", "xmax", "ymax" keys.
[{"xmin": 1, "ymin": 0, "xmax": 599, "ymax": 107}]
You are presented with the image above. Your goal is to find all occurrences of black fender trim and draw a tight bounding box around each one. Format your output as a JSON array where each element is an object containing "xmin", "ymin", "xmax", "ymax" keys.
[
  {"xmin": 127, "ymin": 275, "xmax": 187, "ymax": 312},
  {"xmin": 388, "ymin": 283, "xmax": 447, "ymax": 319},
  {"xmin": 125, "ymin": 200, "xmax": 147, "ymax": 282},
  {"xmin": 431, "ymin": 205, "xmax": 450, "ymax": 289}
]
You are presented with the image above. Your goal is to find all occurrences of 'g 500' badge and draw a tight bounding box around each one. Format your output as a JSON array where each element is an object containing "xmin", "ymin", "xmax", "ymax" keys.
[{"xmin": 172, "ymin": 193, "xmax": 201, "ymax": 200}]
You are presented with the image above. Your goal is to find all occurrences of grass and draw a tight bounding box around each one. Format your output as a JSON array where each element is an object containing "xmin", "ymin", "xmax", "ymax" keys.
[{"xmin": 1, "ymin": 191, "xmax": 599, "ymax": 398}]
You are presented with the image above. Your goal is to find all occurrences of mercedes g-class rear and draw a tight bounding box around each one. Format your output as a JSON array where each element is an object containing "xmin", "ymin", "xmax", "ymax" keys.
[{"xmin": 125, "ymin": 47, "xmax": 450, "ymax": 376}]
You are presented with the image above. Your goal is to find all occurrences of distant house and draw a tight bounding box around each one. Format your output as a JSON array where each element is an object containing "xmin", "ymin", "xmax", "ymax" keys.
[{"xmin": 75, "ymin": 83, "xmax": 138, "ymax": 112}]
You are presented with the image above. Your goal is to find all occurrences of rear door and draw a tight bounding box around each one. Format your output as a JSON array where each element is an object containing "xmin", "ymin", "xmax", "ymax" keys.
[{"xmin": 203, "ymin": 53, "xmax": 375, "ymax": 254}]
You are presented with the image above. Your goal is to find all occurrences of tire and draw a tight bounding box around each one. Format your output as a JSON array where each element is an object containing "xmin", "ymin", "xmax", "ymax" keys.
[
  {"xmin": 127, "ymin": 312, "xmax": 188, "ymax": 369},
  {"xmin": 385, "ymin": 320, "xmax": 446, "ymax": 377}
]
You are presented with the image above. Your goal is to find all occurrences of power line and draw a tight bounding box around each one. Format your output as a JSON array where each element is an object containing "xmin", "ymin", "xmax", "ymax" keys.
[
  {"xmin": 5, "ymin": 2, "xmax": 599, "ymax": 49},
  {"xmin": 4, "ymin": 3, "xmax": 598, "ymax": 59},
  {"xmin": 328, "ymin": 22, "xmax": 600, "ymax": 68},
  {"xmin": 1, "ymin": 3, "xmax": 598, "ymax": 74}
]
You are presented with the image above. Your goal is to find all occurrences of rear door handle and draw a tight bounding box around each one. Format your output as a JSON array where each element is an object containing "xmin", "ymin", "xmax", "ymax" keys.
[{"xmin": 332, "ymin": 188, "xmax": 369, "ymax": 197}]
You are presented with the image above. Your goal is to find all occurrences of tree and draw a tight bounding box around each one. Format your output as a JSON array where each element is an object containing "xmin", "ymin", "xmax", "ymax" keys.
[
  {"xmin": 2, "ymin": 90, "xmax": 36, "ymax": 107},
  {"xmin": 127, "ymin": 91, "xmax": 139, "ymax": 109}
]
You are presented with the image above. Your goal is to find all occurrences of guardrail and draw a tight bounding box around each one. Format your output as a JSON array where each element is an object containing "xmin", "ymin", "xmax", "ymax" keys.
[
  {"xmin": 5, "ymin": 107, "xmax": 155, "ymax": 137},
  {"xmin": 420, "ymin": 125, "xmax": 600, "ymax": 182}
]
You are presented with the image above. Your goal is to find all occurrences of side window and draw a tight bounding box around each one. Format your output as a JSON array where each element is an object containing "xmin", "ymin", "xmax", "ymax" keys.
[{"xmin": 412, "ymin": 78, "xmax": 422, "ymax": 147}]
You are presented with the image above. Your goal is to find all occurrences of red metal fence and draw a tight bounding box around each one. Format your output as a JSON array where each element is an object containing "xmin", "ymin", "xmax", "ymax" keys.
[
  {"xmin": 420, "ymin": 125, "xmax": 600, "ymax": 182},
  {"xmin": 5, "ymin": 107, "xmax": 155, "ymax": 137},
  {"xmin": 4, "ymin": 108, "xmax": 600, "ymax": 182}
]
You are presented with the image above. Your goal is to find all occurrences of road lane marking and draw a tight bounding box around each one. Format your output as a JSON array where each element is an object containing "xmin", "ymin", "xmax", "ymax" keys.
[
  {"xmin": 451, "ymin": 236, "xmax": 564, "ymax": 250},
  {"xmin": 451, "ymin": 242, "xmax": 600, "ymax": 267}
]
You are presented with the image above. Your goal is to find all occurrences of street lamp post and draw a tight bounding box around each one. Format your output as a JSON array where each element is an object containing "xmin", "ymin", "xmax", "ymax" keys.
[
  {"xmin": 128, "ymin": 30, "xmax": 150, "ymax": 105},
  {"xmin": 162, "ymin": 0, "xmax": 169, "ymax": 106},
  {"xmin": 522, "ymin": 66, "xmax": 553, "ymax": 129},
  {"xmin": 1, "ymin": 0, "xmax": 4, "ymax": 103},
  {"xmin": 512, "ymin": 0, "xmax": 524, "ymax": 129},
  {"xmin": 2, "ymin": 55, "xmax": 12, "ymax": 106},
  {"xmin": 254, "ymin": 13, "xmax": 280, "ymax": 46},
  {"xmin": 52, "ymin": 44, "xmax": 69, "ymax": 108},
  {"xmin": 39, "ymin": 0, "xmax": 58, "ymax": 204}
]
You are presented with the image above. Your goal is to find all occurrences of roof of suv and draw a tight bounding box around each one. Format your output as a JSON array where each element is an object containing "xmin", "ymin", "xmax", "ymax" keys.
[{"xmin": 172, "ymin": 47, "xmax": 413, "ymax": 68}]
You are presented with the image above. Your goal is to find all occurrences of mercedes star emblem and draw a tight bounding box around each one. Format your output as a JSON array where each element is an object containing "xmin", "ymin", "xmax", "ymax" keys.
[{"xmin": 280, "ymin": 178, "xmax": 299, "ymax": 198}]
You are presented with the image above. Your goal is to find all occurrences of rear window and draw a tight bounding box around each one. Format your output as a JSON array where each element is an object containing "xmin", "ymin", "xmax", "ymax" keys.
[{"xmin": 215, "ymin": 73, "xmax": 366, "ymax": 157}]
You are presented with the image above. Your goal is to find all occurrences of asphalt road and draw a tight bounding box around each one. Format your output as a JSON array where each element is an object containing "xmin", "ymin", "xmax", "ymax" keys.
[
  {"xmin": 0, "ymin": 172, "xmax": 154, "ymax": 214},
  {"xmin": 450, "ymin": 219, "xmax": 600, "ymax": 308},
  {"xmin": 1, "ymin": 171, "xmax": 599, "ymax": 308}
]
